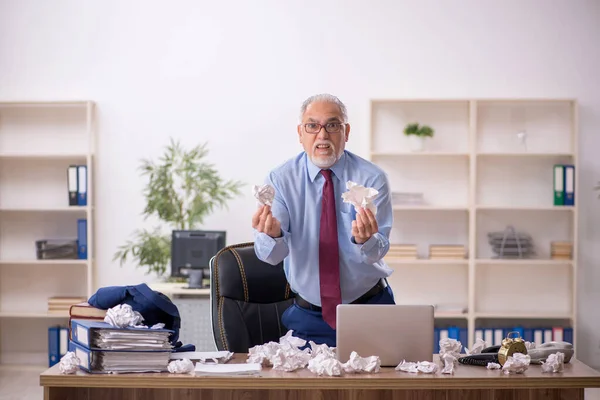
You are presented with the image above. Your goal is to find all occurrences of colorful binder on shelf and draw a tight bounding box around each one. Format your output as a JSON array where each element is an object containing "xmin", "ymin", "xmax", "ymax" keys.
[
  {"xmin": 553, "ymin": 164, "xmax": 575, "ymax": 206},
  {"xmin": 48, "ymin": 325, "xmax": 69, "ymax": 367},
  {"xmin": 77, "ymin": 219, "xmax": 87, "ymax": 259},
  {"xmin": 77, "ymin": 165, "xmax": 87, "ymax": 206},
  {"xmin": 67, "ymin": 165, "xmax": 78, "ymax": 206}
]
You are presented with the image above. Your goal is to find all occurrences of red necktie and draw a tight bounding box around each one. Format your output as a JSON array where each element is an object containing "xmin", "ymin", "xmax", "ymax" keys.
[{"xmin": 319, "ymin": 169, "xmax": 342, "ymax": 329}]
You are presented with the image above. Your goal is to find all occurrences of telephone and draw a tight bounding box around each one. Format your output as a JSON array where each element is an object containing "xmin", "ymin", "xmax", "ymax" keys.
[
  {"xmin": 528, "ymin": 341, "xmax": 574, "ymax": 364},
  {"xmin": 458, "ymin": 345, "xmax": 501, "ymax": 367}
]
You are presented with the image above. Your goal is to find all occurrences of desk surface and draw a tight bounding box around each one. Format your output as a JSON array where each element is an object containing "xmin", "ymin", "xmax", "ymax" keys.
[
  {"xmin": 40, "ymin": 354, "xmax": 600, "ymax": 391},
  {"xmin": 148, "ymin": 282, "xmax": 210, "ymax": 296}
]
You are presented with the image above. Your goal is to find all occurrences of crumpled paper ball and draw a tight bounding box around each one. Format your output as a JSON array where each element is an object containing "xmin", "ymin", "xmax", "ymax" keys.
[
  {"xmin": 342, "ymin": 351, "xmax": 381, "ymax": 374},
  {"xmin": 502, "ymin": 353, "xmax": 530, "ymax": 375},
  {"xmin": 59, "ymin": 351, "xmax": 80, "ymax": 374},
  {"xmin": 439, "ymin": 338, "xmax": 462, "ymax": 374},
  {"xmin": 341, "ymin": 181, "xmax": 379, "ymax": 215},
  {"xmin": 541, "ymin": 352, "xmax": 565, "ymax": 373},
  {"xmin": 465, "ymin": 337, "xmax": 486, "ymax": 355},
  {"xmin": 253, "ymin": 184, "xmax": 275, "ymax": 206},
  {"xmin": 104, "ymin": 303, "xmax": 145, "ymax": 328},
  {"xmin": 395, "ymin": 360, "xmax": 438, "ymax": 374},
  {"xmin": 167, "ymin": 358, "xmax": 194, "ymax": 374}
]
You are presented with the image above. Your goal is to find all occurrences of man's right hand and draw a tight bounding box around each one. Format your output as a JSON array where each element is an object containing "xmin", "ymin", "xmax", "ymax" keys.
[{"xmin": 252, "ymin": 205, "xmax": 282, "ymax": 238}]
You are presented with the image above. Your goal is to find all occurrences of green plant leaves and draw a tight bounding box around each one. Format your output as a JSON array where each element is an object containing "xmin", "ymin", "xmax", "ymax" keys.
[
  {"xmin": 115, "ymin": 138, "xmax": 244, "ymax": 277},
  {"xmin": 403, "ymin": 123, "xmax": 435, "ymax": 137}
]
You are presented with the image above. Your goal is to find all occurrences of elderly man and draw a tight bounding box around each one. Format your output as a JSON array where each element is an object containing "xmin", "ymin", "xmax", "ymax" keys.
[{"xmin": 252, "ymin": 93, "xmax": 395, "ymax": 346}]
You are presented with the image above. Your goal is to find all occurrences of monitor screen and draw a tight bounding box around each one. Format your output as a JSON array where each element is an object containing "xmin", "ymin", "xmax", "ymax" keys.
[{"xmin": 170, "ymin": 230, "xmax": 226, "ymax": 278}]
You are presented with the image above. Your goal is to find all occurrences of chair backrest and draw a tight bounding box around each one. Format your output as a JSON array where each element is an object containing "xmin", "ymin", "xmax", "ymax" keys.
[{"xmin": 209, "ymin": 242, "xmax": 295, "ymax": 352}]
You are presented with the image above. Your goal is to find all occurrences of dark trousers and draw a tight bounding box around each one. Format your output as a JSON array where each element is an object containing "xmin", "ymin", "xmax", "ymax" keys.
[{"xmin": 281, "ymin": 284, "xmax": 395, "ymax": 347}]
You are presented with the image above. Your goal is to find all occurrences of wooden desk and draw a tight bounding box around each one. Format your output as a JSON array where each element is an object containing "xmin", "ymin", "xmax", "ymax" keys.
[{"xmin": 40, "ymin": 354, "xmax": 600, "ymax": 400}]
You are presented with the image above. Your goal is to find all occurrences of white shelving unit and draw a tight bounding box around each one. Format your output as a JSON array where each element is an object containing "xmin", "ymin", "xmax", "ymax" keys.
[
  {"xmin": 369, "ymin": 98, "xmax": 578, "ymax": 350},
  {"xmin": 0, "ymin": 101, "xmax": 95, "ymax": 365}
]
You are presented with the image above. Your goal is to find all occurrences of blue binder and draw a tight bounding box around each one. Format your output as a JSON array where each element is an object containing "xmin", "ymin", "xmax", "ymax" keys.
[
  {"xmin": 77, "ymin": 219, "xmax": 87, "ymax": 259},
  {"xmin": 77, "ymin": 165, "xmax": 87, "ymax": 206}
]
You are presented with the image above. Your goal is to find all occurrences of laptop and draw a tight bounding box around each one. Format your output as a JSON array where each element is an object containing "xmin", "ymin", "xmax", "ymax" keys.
[{"xmin": 335, "ymin": 304, "xmax": 435, "ymax": 367}]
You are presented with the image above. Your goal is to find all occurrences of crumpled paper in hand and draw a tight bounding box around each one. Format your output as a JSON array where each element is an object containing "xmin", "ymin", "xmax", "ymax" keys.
[
  {"xmin": 253, "ymin": 184, "xmax": 275, "ymax": 206},
  {"xmin": 59, "ymin": 351, "xmax": 80, "ymax": 374},
  {"xmin": 104, "ymin": 304, "xmax": 145, "ymax": 328},
  {"xmin": 341, "ymin": 181, "xmax": 379, "ymax": 215},
  {"xmin": 502, "ymin": 353, "xmax": 530, "ymax": 374},
  {"xmin": 465, "ymin": 337, "xmax": 486, "ymax": 355},
  {"xmin": 439, "ymin": 338, "xmax": 462, "ymax": 374},
  {"xmin": 395, "ymin": 360, "xmax": 438, "ymax": 374},
  {"xmin": 167, "ymin": 358, "xmax": 194, "ymax": 374},
  {"xmin": 541, "ymin": 352, "xmax": 565, "ymax": 373}
]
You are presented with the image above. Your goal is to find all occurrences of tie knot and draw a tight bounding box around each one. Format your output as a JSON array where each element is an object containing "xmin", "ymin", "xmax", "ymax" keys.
[{"xmin": 321, "ymin": 169, "xmax": 333, "ymax": 182}]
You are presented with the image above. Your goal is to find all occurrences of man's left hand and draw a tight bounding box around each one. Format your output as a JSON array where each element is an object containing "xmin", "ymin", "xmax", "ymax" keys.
[{"xmin": 351, "ymin": 207, "xmax": 378, "ymax": 244}]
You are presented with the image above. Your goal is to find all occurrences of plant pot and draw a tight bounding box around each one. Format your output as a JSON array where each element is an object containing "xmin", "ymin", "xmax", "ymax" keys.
[{"xmin": 408, "ymin": 135, "xmax": 425, "ymax": 152}]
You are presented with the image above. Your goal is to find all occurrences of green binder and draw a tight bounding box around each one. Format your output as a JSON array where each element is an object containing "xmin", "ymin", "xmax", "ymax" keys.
[{"xmin": 554, "ymin": 164, "xmax": 564, "ymax": 206}]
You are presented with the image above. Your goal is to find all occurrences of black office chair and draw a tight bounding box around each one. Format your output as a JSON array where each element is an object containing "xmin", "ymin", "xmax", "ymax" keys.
[{"xmin": 209, "ymin": 242, "xmax": 295, "ymax": 352}]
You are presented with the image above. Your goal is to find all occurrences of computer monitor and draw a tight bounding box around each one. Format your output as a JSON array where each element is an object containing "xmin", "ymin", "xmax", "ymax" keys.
[{"xmin": 171, "ymin": 230, "xmax": 226, "ymax": 287}]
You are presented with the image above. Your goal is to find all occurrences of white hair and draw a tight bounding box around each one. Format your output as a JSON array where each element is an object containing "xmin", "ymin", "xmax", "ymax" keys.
[{"xmin": 299, "ymin": 93, "xmax": 348, "ymax": 123}]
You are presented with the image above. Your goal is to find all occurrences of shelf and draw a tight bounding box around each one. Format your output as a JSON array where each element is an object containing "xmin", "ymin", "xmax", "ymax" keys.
[
  {"xmin": 0, "ymin": 153, "xmax": 88, "ymax": 160},
  {"xmin": 475, "ymin": 205, "xmax": 574, "ymax": 211},
  {"xmin": 0, "ymin": 101, "xmax": 90, "ymax": 107},
  {"xmin": 476, "ymin": 152, "xmax": 574, "ymax": 157},
  {"xmin": 434, "ymin": 313, "xmax": 468, "ymax": 319},
  {"xmin": 0, "ymin": 259, "xmax": 88, "ymax": 265},
  {"xmin": 385, "ymin": 258, "xmax": 468, "ymax": 265},
  {"xmin": 372, "ymin": 152, "xmax": 469, "ymax": 157},
  {"xmin": 474, "ymin": 312, "xmax": 572, "ymax": 320},
  {"xmin": 476, "ymin": 259, "xmax": 572, "ymax": 266},
  {"xmin": 392, "ymin": 205, "xmax": 468, "ymax": 211},
  {"xmin": 0, "ymin": 207, "xmax": 88, "ymax": 213},
  {"xmin": 0, "ymin": 312, "xmax": 69, "ymax": 318}
]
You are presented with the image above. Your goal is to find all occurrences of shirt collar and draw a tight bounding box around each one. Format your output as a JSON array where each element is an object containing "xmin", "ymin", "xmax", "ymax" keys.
[{"xmin": 306, "ymin": 151, "xmax": 347, "ymax": 183}]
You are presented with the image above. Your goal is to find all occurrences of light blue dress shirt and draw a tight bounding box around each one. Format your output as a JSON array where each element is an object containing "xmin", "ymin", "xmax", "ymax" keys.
[{"xmin": 253, "ymin": 150, "xmax": 394, "ymax": 306}]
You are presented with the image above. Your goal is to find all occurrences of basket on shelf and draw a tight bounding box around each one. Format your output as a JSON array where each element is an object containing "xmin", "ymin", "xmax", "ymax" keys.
[{"xmin": 487, "ymin": 225, "xmax": 535, "ymax": 259}]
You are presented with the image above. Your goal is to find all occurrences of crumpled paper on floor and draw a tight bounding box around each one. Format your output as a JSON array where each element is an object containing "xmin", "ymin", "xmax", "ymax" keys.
[
  {"xmin": 167, "ymin": 358, "xmax": 194, "ymax": 374},
  {"xmin": 502, "ymin": 353, "xmax": 530, "ymax": 374},
  {"xmin": 341, "ymin": 181, "xmax": 379, "ymax": 215},
  {"xmin": 247, "ymin": 330, "xmax": 380, "ymax": 376},
  {"xmin": 395, "ymin": 360, "xmax": 438, "ymax": 374},
  {"xmin": 439, "ymin": 338, "xmax": 462, "ymax": 374},
  {"xmin": 59, "ymin": 351, "xmax": 80, "ymax": 374},
  {"xmin": 104, "ymin": 304, "xmax": 145, "ymax": 328},
  {"xmin": 253, "ymin": 184, "xmax": 275, "ymax": 206},
  {"xmin": 541, "ymin": 352, "xmax": 565, "ymax": 373}
]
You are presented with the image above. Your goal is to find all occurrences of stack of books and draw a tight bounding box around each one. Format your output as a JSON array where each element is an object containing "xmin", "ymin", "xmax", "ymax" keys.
[
  {"xmin": 386, "ymin": 244, "xmax": 418, "ymax": 260},
  {"xmin": 428, "ymin": 245, "xmax": 467, "ymax": 260},
  {"xmin": 47, "ymin": 296, "xmax": 87, "ymax": 315},
  {"xmin": 551, "ymin": 241, "xmax": 573, "ymax": 260},
  {"xmin": 69, "ymin": 319, "xmax": 174, "ymax": 373},
  {"xmin": 68, "ymin": 302, "xmax": 107, "ymax": 339}
]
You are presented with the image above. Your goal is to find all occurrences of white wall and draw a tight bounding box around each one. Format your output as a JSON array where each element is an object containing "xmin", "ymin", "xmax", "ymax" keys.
[{"xmin": 1, "ymin": 0, "xmax": 600, "ymax": 367}]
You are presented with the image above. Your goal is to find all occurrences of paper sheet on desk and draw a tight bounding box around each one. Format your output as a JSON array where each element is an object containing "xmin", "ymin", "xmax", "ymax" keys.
[
  {"xmin": 194, "ymin": 363, "xmax": 261, "ymax": 375},
  {"xmin": 170, "ymin": 351, "xmax": 233, "ymax": 363}
]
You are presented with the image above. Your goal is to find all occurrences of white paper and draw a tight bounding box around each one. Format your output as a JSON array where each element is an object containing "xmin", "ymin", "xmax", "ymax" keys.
[
  {"xmin": 541, "ymin": 352, "xmax": 565, "ymax": 373},
  {"xmin": 59, "ymin": 351, "xmax": 80, "ymax": 374},
  {"xmin": 439, "ymin": 337, "xmax": 462, "ymax": 374},
  {"xmin": 253, "ymin": 184, "xmax": 275, "ymax": 206},
  {"xmin": 168, "ymin": 358, "xmax": 194, "ymax": 374},
  {"xmin": 341, "ymin": 181, "xmax": 379, "ymax": 215},
  {"xmin": 465, "ymin": 337, "xmax": 486, "ymax": 355},
  {"xmin": 502, "ymin": 353, "xmax": 530, "ymax": 374},
  {"xmin": 395, "ymin": 360, "xmax": 438, "ymax": 374},
  {"xmin": 104, "ymin": 304, "xmax": 145, "ymax": 328},
  {"xmin": 194, "ymin": 362, "xmax": 262, "ymax": 375},
  {"xmin": 170, "ymin": 351, "xmax": 233, "ymax": 363}
]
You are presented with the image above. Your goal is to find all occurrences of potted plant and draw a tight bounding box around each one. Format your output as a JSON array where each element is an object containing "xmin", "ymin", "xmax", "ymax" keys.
[
  {"xmin": 403, "ymin": 122, "xmax": 434, "ymax": 152},
  {"xmin": 113, "ymin": 138, "xmax": 244, "ymax": 278}
]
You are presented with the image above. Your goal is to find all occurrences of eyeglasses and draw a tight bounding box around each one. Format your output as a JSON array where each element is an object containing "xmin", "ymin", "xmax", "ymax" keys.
[{"xmin": 302, "ymin": 122, "xmax": 345, "ymax": 134}]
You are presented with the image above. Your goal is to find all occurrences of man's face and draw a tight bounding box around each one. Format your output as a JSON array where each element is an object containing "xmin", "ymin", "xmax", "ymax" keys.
[{"xmin": 297, "ymin": 101, "xmax": 350, "ymax": 168}]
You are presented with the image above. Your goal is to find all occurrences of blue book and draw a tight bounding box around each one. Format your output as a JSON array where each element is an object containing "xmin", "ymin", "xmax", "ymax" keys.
[
  {"xmin": 77, "ymin": 219, "xmax": 87, "ymax": 259},
  {"xmin": 70, "ymin": 319, "xmax": 174, "ymax": 351}
]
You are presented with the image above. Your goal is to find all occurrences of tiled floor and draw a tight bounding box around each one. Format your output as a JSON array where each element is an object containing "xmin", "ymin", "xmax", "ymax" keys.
[{"xmin": 0, "ymin": 365, "xmax": 599, "ymax": 400}]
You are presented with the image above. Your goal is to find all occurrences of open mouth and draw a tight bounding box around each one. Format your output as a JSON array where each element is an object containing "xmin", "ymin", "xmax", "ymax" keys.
[{"xmin": 315, "ymin": 143, "xmax": 332, "ymax": 153}]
